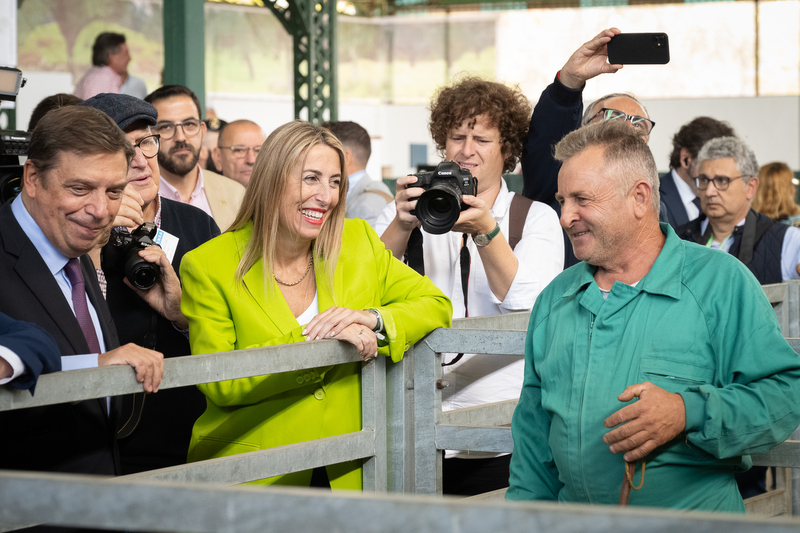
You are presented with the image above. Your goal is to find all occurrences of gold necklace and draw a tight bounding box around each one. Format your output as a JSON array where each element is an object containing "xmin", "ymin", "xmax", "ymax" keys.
[{"xmin": 274, "ymin": 255, "xmax": 313, "ymax": 286}]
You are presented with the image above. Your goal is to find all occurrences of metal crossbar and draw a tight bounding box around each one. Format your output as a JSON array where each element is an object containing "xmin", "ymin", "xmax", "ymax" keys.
[
  {"xmin": 3, "ymin": 284, "xmax": 800, "ymax": 529},
  {"xmin": 2, "ymin": 471, "xmax": 800, "ymax": 533}
]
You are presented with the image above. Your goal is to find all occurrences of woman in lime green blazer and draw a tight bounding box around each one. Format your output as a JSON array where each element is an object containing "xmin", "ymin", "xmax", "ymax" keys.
[{"xmin": 180, "ymin": 121, "xmax": 452, "ymax": 490}]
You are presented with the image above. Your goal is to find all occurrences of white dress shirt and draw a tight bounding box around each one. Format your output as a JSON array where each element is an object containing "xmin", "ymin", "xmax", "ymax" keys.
[
  {"xmin": 669, "ymin": 169, "xmax": 700, "ymax": 222},
  {"xmin": 375, "ymin": 179, "xmax": 564, "ymax": 458}
]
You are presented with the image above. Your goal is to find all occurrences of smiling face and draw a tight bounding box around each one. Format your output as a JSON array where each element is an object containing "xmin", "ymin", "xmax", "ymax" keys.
[
  {"xmin": 153, "ymin": 96, "xmax": 205, "ymax": 178},
  {"xmin": 556, "ymin": 145, "xmax": 633, "ymax": 268},
  {"xmin": 125, "ymin": 127, "xmax": 160, "ymax": 209},
  {"xmin": 698, "ymin": 157, "xmax": 757, "ymax": 226},
  {"xmin": 278, "ymin": 144, "xmax": 342, "ymax": 246},
  {"xmin": 445, "ymin": 114, "xmax": 505, "ymax": 195},
  {"xmin": 23, "ymin": 150, "xmax": 129, "ymax": 258}
]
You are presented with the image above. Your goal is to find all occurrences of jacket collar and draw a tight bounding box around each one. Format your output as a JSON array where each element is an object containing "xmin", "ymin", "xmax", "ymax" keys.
[{"xmin": 561, "ymin": 222, "xmax": 684, "ymax": 302}]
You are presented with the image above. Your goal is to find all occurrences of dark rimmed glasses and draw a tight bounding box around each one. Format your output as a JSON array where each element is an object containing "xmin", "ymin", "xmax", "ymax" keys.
[
  {"xmin": 133, "ymin": 134, "xmax": 160, "ymax": 158},
  {"xmin": 591, "ymin": 108, "xmax": 656, "ymax": 134},
  {"xmin": 155, "ymin": 119, "xmax": 201, "ymax": 140},
  {"xmin": 695, "ymin": 174, "xmax": 747, "ymax": 191}
]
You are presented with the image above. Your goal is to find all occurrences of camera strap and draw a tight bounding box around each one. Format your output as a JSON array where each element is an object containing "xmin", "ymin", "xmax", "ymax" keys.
[
  {"xmin": 443, "ymin": 234, "xmax": 470, "ymax": 367},
  {"xmin": 404, "ymin": 227, "xmax": 425, "ymax": 275}
]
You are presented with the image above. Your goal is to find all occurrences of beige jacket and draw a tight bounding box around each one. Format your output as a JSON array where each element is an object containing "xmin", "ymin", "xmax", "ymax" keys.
[{"xmin": 203, "ymin": 169, "xmax": 246, "ymax": 232}]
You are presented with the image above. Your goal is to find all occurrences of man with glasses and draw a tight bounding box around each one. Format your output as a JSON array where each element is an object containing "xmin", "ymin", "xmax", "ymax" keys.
[
  {"xmin": 211, "ymin": 119, "xmax": 266, "ymax": 188},
  {"xmin": 145, "ymin": 85, "xmax": 245, "ymax": 231},
  {"xmin": 677, "ymin": 136, "xmax": 800, "ymax": 285},
  {"xmin": 82, "ymin": 93, "xmax": 221, "ymax": 474},
  {"xmin": 661, "ymin": 118, "xmax": 737, "ymax": 229}
]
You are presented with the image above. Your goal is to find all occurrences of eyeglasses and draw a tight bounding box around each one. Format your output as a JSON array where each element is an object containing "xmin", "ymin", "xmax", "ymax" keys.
[
  {"xmin": 133, "ymin": 134, "xmax": 160, "ymax": 158},
  {"xmin": 591, "ymin": 108, "xmax": 656, "ymax": 134},
  {"xmin": 219, "ymin": 145, "xmax": 261, "ymax": 158},
  {"xmin": 695, "ymin": 174, "xmax": 746, "ymax": 191},
  {"xmin": 154, "ymin": 119, "xmax": 201, "ymax": 140}
]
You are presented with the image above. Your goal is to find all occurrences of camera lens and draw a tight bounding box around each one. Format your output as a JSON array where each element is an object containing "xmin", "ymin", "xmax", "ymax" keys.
[
  {"xmin": 124, "ymin": 250, "xmax": 159, "ymax": 290},
  {"xmin": 416, "ymin": 183, "xmax": 462, "ymax": 234}
]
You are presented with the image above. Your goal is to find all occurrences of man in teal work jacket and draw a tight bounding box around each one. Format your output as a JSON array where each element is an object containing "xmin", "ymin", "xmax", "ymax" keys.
[{"xmin": 507, "ymin": 120, "xmax": 800, "ymax": 511}]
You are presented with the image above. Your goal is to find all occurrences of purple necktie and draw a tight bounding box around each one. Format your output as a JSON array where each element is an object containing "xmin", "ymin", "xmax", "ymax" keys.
[{"xmin": 64, "ymin": 258, "xmax": 102, "ymax": 354}]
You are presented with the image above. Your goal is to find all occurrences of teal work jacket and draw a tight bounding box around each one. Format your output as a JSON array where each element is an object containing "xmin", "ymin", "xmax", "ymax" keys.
[{"xmin": 507, "ymin": 223, "xmax": 800, "ymax": 511}]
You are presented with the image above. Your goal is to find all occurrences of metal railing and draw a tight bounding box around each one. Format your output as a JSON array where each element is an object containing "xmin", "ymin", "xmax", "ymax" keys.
[{"xmin": 1, "ymin": 282, "xmax": 800, "ymax": 530}]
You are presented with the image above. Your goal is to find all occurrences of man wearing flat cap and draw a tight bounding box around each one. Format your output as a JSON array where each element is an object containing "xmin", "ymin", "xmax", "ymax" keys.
[{"xmin": 81, "ymin": 93, "xmax": 220, "ymax": 474}]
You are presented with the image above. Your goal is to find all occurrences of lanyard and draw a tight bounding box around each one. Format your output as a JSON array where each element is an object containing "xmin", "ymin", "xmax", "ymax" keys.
[{"xmin": 705, "ymin": 233, "xmax": 732, "ymax": 250}]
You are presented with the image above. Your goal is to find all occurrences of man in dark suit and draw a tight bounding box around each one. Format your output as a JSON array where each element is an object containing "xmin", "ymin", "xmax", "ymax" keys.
[
  {"xmin": 0, "ymin": 312, "xmax": 61, "ymax": 394},
  {"xmin": 0, "ymin": 105, "xmax": 163, "ymax": 476},
  {"xmin": 660, "ymin": 117, "xmax": 737, "ymax": 228},
  {"xmin": 81, "ymin": 93, "xmax": 221, "ymax": 474}
]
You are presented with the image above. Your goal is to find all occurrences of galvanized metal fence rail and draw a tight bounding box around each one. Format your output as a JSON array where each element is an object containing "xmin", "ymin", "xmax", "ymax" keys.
[{"xmin": 1, "ymin": 282, "xmax": 800, "ymax": 530}]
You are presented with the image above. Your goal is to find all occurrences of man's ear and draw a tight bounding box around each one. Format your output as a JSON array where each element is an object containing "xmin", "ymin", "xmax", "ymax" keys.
[
  {"xmin": 22, "ymin": 159, "xmax": 41, "ymax": 199},
  {"xmin": 745, "ymin": 176, "xmax": 760, "ymax": 201},
  {"xmin": 679, "ymin": 148, "xmax": 692, "ymax": 170},
  {"xmin": 631, "ymin": 180, "xmax": 653, "ymax": 219},
  {"xmin": 199, "ymin": 119, "xmax": 207, "ymax": 143},
  {"xmin": 211, "ymin": 147, "xmax": 222, "ymax": 170}
]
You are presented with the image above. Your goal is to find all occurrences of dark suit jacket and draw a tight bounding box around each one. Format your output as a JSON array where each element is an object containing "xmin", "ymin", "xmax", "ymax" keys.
[
  {"xmin": 0, "ymin": 311, "xmax": 61, "ymax": 394},
  {"xmin": 660, "ymin": 169, "xmax": 692, "ymax": 228},
  {"xmin": 108, "ymin": 199, "xmax": 220, "ymax": 474},
  {"xmin": 0, "ymin": 200, "xmax": 121, "ymax": 475}
]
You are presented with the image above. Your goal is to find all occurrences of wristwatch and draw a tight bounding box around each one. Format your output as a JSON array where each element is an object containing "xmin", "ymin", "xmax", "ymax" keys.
[
  {"xmin": 366, "ymin": 308, "xmax": 384, "ymax": 333},
  {"xmin": 473, "ymin": 223, "xmax": 501, "ymax": 247}
]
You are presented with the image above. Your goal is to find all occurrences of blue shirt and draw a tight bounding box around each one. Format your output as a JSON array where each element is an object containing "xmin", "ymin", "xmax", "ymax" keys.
[{"xmin": 10, "ymin": 195, "xmax": 107, "ymax": 362}]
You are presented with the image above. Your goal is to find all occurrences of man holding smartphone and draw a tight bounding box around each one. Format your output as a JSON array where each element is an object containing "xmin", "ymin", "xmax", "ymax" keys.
[{"xmin": 521, "ymin": 28, "xmax": 666, "ymax": 267}]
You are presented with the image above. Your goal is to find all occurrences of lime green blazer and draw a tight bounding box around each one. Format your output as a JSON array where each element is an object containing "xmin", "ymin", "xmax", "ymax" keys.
[{"xmin": 180, "ymin": 218, "xmax": 452, "ymax": 489}]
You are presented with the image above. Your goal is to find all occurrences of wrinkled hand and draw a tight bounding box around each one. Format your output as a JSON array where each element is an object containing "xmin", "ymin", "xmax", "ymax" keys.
[
  {"xmin": 602, "ymin": 381, "xmax": 686, "ymax": 462},
  {"xmin": 302, "ymin": 307, "xmax": 377, "ymax": 341},
  {"xmin": 451, "ymin": 195, "xmax": 496, "ymax": 237},
  {"xmin": 335, "ymin": 323, "xmax": 378, "ymax": 361},
  {"xmin": 393, "ymin": 174, "xmax": 423, "ymax": 231},
  {"xmin": 113, "ymin": 189, "xmax": 145, "ymax": 230},
  {"xmin": 98, "ymin": 342, "xmax": 164, "ymax": 393},
  {"xmin": 560, "ymin": 28, "xmax": 623, "ymax": 90},
  {"xmin": 124, "ymin": 245, "xmax": 188, "ymax": 330}
]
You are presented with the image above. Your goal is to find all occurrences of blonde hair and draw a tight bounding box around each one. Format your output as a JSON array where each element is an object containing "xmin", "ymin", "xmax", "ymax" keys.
[
  {"xmin": 229, "ymin": 120, "xmax": 348, "ymax": 294},
  {"xmin": 752, "ymin": 162, "xmax": 800, "ymax": 221}
]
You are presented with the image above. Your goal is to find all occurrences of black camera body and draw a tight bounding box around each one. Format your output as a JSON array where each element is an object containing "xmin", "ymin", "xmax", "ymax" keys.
[
  {"xmin": 0, "ymin": 130, "xmax": 30, "ymax": 204},
  {"xmin": 409, "ymin": 161, "xmax": 477, "ymax": 234},
  {"xmin": 0, "ymin": 67, "xmax": 27, "ymax": 205},
  {"xmin": 102, "ymin": 222, "xmax": 161, "ymax": 290}
]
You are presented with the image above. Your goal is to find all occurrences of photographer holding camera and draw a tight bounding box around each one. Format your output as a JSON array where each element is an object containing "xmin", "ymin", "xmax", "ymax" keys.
[
  {"xmin": 81, "ymin": 94, "xmax": 220, "ymax": 474},
  {"xmin": 375, "ymin": 77, "xmax": 563, "ymax": 495}
]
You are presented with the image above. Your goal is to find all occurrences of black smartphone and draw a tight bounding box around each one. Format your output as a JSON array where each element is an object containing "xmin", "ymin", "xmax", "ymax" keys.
[{"xmin": 607, "ymin": 33, "xmax": 670, "ymax": 65}]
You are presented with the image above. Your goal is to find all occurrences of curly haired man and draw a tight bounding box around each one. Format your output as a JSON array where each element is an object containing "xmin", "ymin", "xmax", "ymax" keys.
[{"xmin": 375, "ymin": 76, "xmax": 564, "ymax": 495}]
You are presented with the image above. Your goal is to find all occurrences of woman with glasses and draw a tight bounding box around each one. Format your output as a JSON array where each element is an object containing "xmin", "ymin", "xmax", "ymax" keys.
[
  {"xmin": 752, "ymin": 162, "xmax": 800, "ymax": 227},
  {"xmin": 180, "ymin": 120, "xmax": 452, "ymax": 489}
]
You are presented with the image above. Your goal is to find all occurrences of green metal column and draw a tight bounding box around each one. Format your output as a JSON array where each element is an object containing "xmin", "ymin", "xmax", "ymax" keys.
[
  {"xmin": 162, "ymin": 0, "xmax": 206, "ymax": 115},
  {"xmin": 263, "ymin": 0, "xmax": 338, "ymax": 123}
]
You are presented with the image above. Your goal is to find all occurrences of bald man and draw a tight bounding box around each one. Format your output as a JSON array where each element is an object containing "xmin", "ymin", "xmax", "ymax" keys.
[{"xmin": 212, "ymin": 119, "xmax": 266, "ymax": 187}]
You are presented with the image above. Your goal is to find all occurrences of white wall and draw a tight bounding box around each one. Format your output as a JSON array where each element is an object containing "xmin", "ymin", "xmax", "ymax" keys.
[
  {"xmin": 208, "ymin": 91, "xmax": 800, "ymax": 177},
  {"xmin": 13, "ymin": 77, "xmax": 799, "ymax": 176}
]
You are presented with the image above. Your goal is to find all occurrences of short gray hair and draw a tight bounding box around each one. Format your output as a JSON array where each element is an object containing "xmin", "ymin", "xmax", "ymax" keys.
[
  {"xmin": 582, "ymin": 92, "xmax": 650, "ymax": 126},
  {"xmin": 555, "ymin": 120, "xmax": 660, "ymax": 216},
  {"xmin": 696, "ymin": 136, "xmax": 758, "ymax": 182}
]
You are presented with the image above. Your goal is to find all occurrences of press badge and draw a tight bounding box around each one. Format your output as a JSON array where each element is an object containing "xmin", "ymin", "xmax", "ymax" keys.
[{"xmin": 153, "ymin": 228, "xmax": 179, "ymax": 263}]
